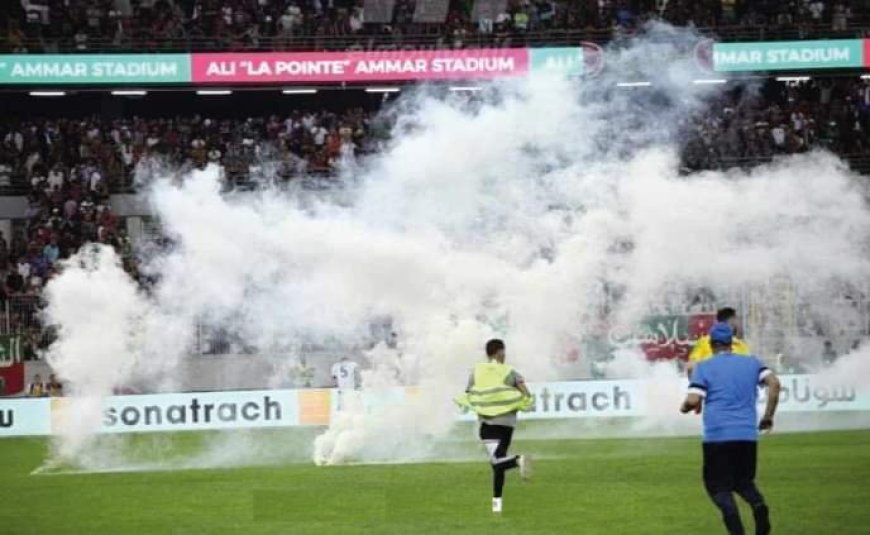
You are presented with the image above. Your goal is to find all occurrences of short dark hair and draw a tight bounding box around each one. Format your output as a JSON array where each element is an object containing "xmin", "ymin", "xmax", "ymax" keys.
[
  {"xmin": 485, "ymin": 339, "xmax": 505, "ymax": 357},
  {"xmin": 716, "ymin": 307, "xmax": 737, "ymax": 322}
]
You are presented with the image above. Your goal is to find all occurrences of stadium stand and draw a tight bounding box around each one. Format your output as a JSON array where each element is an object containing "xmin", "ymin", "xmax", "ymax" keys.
[
  {"xmin": 0, "ymin": 1, "xmax": 868, "ymax": 370},
  {"xmin": 1, "ymin": 0, "xmax": 868, "ymax": 53},
  {"xmin": 0, "ymin": 107, "xmax": 381, "ymax": 193},
  {"xmin": 1, "ymin": 78, "xmax": 867, "ymax": 198},
  {"xmin": 683, "ymin": 76, "xmax": 870, "ymax": 171},
  {"xmin": 0, "ymin": 74, "xmax": 867, "ymax": 357}
]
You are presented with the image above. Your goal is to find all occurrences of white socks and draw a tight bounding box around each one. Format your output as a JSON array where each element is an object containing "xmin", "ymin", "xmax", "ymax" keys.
[{"xmin": 492, "ymin": 497, "xmax": 503, "ymax": 513}]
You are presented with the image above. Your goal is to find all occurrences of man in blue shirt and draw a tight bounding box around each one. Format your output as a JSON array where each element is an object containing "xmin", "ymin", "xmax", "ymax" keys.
[{"xmin": 681, "ymin": 322, "xmax": 781, "ymax": 535}]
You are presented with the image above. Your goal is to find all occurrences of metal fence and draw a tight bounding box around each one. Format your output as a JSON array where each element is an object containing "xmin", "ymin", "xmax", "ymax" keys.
[
  {"xmin": 6, "ymin": 21, "xmax": 869, "ymax": 54},
  {"xmin": 0, "ymin": 154, "xmax": 867, "ymax": 198},
  {"xmin": 0, "ymin": 295, "xmax": 42, "ymax": 336},
  {"xmin": 694, "ymin": 154, "xmax": 870, "ymax": 175}
]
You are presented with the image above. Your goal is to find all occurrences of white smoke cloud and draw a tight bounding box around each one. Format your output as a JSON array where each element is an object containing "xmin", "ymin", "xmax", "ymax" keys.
[
  {"xmin": 41, "ymin": 26, "xmax": 870, "ymax": 468},
  {"xmin": 43, "ymin": 245, "xmax": 149, "ymax": 462}
]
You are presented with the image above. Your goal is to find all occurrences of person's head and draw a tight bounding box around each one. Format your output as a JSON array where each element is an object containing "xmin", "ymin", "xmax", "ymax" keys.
[
  {"xmin": 709, "ymin": 322, "xmax": 733, "ymax": 354},
  {"xmin": 716, "ymin": 307, "xmax": 739, "ymax": 329},
  {"xmin": 485, "ymin": 339, "xmax": 506, "ymax": 362},
  {"xmin": 33, "ymin": 373, "xmax": 41, "ymax": 382}
]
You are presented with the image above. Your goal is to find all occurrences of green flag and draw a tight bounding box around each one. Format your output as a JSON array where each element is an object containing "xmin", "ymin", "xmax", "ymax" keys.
[{"xmin": 0, "ymin": 335, "xmax": 22, "ymax": 366}]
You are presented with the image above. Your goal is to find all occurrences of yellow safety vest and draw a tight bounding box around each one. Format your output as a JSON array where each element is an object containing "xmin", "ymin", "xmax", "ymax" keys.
[
  {"xmin": 688, "ymin": 335, "xmax": 750, "ymax": 363},
  {"xmin": 455, "ymin": 362, "xmax": 530, "ymax": 417}
]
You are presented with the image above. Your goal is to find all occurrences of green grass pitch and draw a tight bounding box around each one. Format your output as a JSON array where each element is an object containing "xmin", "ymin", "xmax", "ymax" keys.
[{"xmin": 1, "ymin": 429, "xmax": 868, "ymax": 534}]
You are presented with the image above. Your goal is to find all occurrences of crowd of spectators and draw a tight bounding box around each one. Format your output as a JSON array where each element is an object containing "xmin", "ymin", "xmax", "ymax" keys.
[
  {"xmin": 0, "ymin": 75, "xmax": 868, "ymax": 360},
  {"xmin": 3, "ymin": 0, "xmax": 867, "ymax": 53},
  {"xmin": 3, "ymin": 78, "xmax": 867, "ymax": 199},
  {"xmin": 0, "ymin": 106, "xmax": 383, "ymax": 359},
  {"xmin": 1, "ymin": 107, "xmax": 382, "ymax": 193},
  {"xmin": 683, "ymin": 77, "xmax": 870, "ymax": 170},
  {"xmin": 0, "ymin": 131, "xmax": 129, "ymax": 358}
]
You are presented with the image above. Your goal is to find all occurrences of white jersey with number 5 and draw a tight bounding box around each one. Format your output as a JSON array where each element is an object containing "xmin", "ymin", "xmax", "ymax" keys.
[{"xmin": 332, "ymin": 360, "xmax": 358, "ymax": 389}]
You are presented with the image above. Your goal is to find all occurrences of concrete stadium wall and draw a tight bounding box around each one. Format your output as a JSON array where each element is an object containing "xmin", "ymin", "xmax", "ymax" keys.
[
  {"xmin": 0, "ymin": 194, "xmax": 149, "ymax": 219},
  {"xmin": 23, "ymin": 352, "xmax": 347, "ymax": 395},
  {"xmin": 0, "ymin": 197, "xmax": 29, "ymax": 219},
  {"xmin": 109, "ymin": 194, "xmax": 152, "ymax": 217}
]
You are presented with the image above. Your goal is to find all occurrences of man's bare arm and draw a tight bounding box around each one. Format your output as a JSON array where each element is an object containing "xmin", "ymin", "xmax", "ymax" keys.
[
  {"xmin": 759, "ymin": 373, "xmax": 781, "ymax": 431},
  {"xmin": 516, "ymin": 380, "xmax": 531, "ymax": 398}
]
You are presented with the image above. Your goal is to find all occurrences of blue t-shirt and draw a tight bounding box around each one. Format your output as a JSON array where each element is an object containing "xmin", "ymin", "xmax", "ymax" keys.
[{"xmin": 689, "ymin": 352, "xmax": 771, "ymax": 443}]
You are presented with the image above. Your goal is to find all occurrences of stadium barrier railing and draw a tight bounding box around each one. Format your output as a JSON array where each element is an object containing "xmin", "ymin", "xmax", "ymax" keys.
[
  {"xmin": 0, "ymin": 295, "xmax": 41, "ymax": 336},
  {"xmin": 1, "ymin": 155, "xmax": 869, "ymax": 197}
]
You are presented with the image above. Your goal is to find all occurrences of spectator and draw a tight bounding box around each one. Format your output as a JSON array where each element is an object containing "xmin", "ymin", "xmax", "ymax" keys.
[
  {"xmin": 5, "ymin": 265, "xmax": 24, "ymax": 295},
  {"xmin": 0, "ymin": 160, "xmax": 12, "ymax": 188},
  {"xmin": 310, "ymin": 123, "xmax": 329, "ymax": 147},
  {"xmin": 293, "ymin": 357, "xmax": 315, "ymax": 388},
  {"xmin": 349, "ymin": 7, "xmax": 364, "ymax": 33},
  {"xmin": 832, "ymin": 2, "xmax": 850, "ymax": 30},
  {"xmin": 74, "ymin": 27, "xmax": 89, "ymax": 50},
  {"xmin": 809, "ymin": 0, "xmax": 825, "ymax": 22},
  {"xmin": 47, "ymin": 164, "xmax": 65, "ymax": 190},
  {"xmin": 27, "ymin": 373, "xmax": 45, "ymax": 397},
  {"xmin": 16, "ymin": 257, "xmax": 31, "ymax": 281},
  {"xmin": 43, "ymin": 237, "xmax": 59, "ymax": 265},
  {"xmin": 46, "ymin": 373, "xmax": 63, "ymax": 397},
  {"xmin": 514, "ymin": 7, "xmax": 531, "ymax": 31},
  {"xmin": 771, "ymin": 123, "xmax": 787, "ymax": 152}
]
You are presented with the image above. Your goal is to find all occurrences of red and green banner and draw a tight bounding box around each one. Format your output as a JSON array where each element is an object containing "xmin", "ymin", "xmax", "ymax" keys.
[
  {"xmin": 0, "ymin": 336, "xmax": 23, "ymax": 395},
  {"xmin": 587, "ymin": 313, "xmax": 716, "ymax": 362},
  {"xmin": 0, "ymin": 363, "xmax": 24, "ymax": 396}
]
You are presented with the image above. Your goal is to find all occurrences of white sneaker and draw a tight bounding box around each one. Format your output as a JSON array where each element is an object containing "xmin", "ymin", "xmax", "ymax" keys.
[
  {"xmin": 518, "ymin": 454, "xmax": 533, "ymax": 480},
  {"xmin": 492, "ymin": 497, "xmax": 502, "ymax": 513}
]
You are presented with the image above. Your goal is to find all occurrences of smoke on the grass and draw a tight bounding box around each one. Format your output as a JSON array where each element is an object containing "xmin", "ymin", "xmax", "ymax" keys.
[
  {"xmin": 41, "ymin": 24, "xmax": 870, "ymax": 468},
  {"xmin": 43, "ymin": 246, "xmax": 150, "ymax": 462}
]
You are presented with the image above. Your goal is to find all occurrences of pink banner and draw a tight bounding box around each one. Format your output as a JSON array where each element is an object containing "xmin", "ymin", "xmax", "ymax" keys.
[{"xmin": 191, "ymin": 49, "xmax": 529, "ymax": 84}]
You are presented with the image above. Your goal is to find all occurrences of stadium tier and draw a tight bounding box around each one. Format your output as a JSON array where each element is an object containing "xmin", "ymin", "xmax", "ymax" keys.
[
  {"xmin": 0, "ymin": 20, "xmax": 868, "ymax": 383},
  {"xmin": 2, "ymin": 0, "xmax": 868, "ymax": 53},
  {"xmin": 0, "ymin": 75, "xmax": 864, "ymax": 394}
]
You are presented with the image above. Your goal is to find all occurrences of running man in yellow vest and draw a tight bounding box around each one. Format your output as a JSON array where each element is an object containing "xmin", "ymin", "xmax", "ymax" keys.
[
  {"xmin": 455, "ymin": 339, "xmax": 533, "ymax": 513},
  {"xmin": 688, "ymin": 307, "xmax": 751, "ymax": 377}
]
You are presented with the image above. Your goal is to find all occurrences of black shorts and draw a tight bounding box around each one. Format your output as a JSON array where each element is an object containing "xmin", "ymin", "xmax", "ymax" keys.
[
  {"xmin": 479, "ymin": 423, "xmax": 514, "ymax": 455},
  {"xmin": 703, "ymin": 441, "xmax": 758, "ymax": 495}
]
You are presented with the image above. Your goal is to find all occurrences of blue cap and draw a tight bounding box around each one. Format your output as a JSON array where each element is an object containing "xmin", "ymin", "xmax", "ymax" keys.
[{"xmin": 709, "ymin": 322, "xmax": 734, "ymax": 345}]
